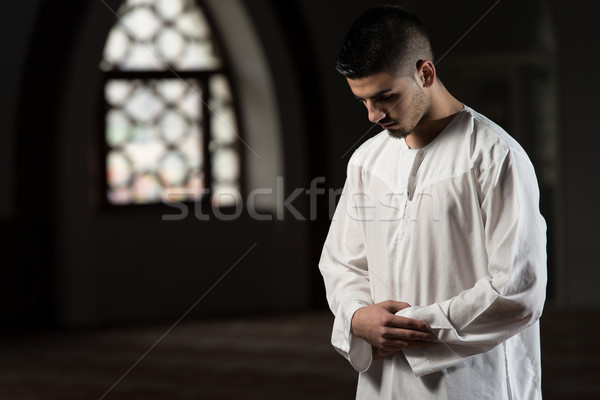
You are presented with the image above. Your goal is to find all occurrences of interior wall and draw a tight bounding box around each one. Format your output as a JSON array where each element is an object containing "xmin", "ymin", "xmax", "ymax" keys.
[
  {"xmin": 554, "ymin": 0, "xmax": 600, "ymax": 307},
  {"xmin": 205, "ymin": 0, "xmax": 284, "ymax": 211},
  {"xmin": 52, "ymin": 0, "xmax": 310, "ymax": 326},
  {"xmin": 4, "ymin": 0, "xmax": 600, "ymax": 329},
  {"xmin": 0, "ymin": 1, "xmax": 44, "ymax": 219},
  {"xmin": 0, "ymin": 1, "xmax": 39, "ymax": 326},
  {"xmin": 3, "ymin": 0, "xmax": 90, "ymax": 328}
]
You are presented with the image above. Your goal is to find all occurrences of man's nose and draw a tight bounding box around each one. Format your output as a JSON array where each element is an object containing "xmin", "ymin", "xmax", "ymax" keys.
[{"xmin": 366, "ymin": 102, "xmax": 386, "ymax": 123}]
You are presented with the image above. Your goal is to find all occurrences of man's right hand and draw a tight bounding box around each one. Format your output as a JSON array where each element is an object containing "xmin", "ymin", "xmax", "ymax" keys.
[{"xmin": 351, "ymin": 300, "xmax": 437, "ymax": 357}]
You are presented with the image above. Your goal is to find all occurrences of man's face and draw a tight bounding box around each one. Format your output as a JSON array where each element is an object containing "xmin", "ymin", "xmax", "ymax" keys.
[{"xmin": 347, "ymin": 71, "xmax": 429, "ymax": 139}]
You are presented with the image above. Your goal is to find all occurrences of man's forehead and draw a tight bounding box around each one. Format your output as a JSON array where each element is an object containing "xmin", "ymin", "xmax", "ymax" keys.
[{"xmin": 347, "ymin": 72, "xmax": 410, "ymax": 99}]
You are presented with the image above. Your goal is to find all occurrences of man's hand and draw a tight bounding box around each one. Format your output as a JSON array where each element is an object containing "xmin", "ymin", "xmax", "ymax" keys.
[{"xmin": 351, "ymin": 300, "xmax": 437, "ymax": 358}]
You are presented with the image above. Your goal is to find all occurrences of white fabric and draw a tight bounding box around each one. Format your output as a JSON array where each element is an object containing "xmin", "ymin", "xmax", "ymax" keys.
[{"xmin": 319, "ymin": 106, "xmax": 547, "ymax": 399}]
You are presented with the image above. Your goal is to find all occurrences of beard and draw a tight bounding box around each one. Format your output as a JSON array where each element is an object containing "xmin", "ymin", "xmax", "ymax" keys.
[
  {"xmin": 386, "ymin": 85, "xmax": 430, "ymax": 139},
  {"xmin": 386, "ymin": 126, "xmax": 410, "ymax": 139}
]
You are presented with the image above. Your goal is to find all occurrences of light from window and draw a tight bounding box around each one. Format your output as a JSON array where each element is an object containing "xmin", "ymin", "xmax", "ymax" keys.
[{"xmin": 101, "ymin": 0, "xmax": 240, "ymax": 206}]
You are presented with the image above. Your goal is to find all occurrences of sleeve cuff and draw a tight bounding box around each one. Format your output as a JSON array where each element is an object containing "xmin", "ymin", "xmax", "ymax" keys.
[
  {"xmin": 396, "ymin": 304, "xmax": 463, "ymax": 377},
  {"xmin": 348, "ymin": 331, "xmax": 373, "ymax": 372},
  {"xmin": 331, "ymin": 299, "xmax": 373, "ymax": 372}
]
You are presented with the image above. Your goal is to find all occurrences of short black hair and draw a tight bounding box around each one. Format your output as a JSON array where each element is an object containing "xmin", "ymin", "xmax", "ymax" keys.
[{"xmin": 336, "ymin": 5, "xmax": 433, "ymax": 79}]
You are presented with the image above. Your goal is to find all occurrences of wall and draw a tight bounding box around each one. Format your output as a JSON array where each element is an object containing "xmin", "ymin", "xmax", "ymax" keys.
[
  {"xmin": 0, "ymin": 0, "xmax": 42, "ymax": 218},
  {"xmin": 554, "ymin": 0, "xmax": 600, "ymax": 307},
  {"xmin": 4, "ymin": 0, "xmax": 600, "ymax": 329},
  {"xmin": 52, "ymin": 0, "xmax": 311, "ymax": 326}
]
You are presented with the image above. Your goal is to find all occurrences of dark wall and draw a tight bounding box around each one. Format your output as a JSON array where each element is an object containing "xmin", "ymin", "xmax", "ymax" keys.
[
  {"xmin": 1, "ymin": 0, "xmax": 86, "ymax": 327},
  {"xmin": 0, "ymin": 1, "xmax": 42, "ymax": 219},
  {"xmin": 2, "ymin": 0, "xmax": 600, "ymax": 329},
  {"xmin": 295, "ymin": 1, "xmax": 380, "ymax": 187},
  {"xmin": 554, "ymin": 1, "xmax": 600, "ymax": 306},
  {"xmin": 52, "ymin": 0, "xmax": 314, "ymax": 326}
]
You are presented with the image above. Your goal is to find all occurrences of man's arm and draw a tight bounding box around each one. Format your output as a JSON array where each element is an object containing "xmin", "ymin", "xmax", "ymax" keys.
[
  {"xmin": 396, "ymin": 148, "xmax": 547, "ymax": 377},
  {"xmin": 351, "ymin": 300, "xmax": 437, "ymax": 358},
  {"xmin": 320, "ymin": 164, "xmax": 435, "ymax": 371}
]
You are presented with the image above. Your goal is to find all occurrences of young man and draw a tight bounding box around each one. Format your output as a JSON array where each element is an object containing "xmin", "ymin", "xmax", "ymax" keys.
[{"xmin": 319, "ymin": 6, "xmax": 547, "ymax": 399}]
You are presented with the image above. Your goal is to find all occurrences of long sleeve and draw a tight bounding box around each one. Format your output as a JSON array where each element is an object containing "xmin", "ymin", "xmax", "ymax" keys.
[
  {"xmin": 396, "ymin": 147, "xmax": 547, "ymax": 377},
  {"xmin": 319, "ymin": 164, "xmax": 374, "ymax": 372}
]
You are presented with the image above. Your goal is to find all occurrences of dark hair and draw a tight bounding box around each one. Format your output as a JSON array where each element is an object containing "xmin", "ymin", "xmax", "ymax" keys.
[{"xmin": 336, "ymin": 5, "xmax": 433, "ymax": 79}]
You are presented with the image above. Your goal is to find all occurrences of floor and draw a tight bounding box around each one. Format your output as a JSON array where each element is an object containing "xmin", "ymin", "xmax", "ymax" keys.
[{"xmin": 0, "ymin": 310, "xmax": 597, "ymax": 399}]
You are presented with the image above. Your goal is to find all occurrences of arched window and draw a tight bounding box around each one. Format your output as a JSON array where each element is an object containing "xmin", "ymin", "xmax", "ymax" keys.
[{"xmin": 100, "ymin": 0, "xmax": 241, "ymax": 207}]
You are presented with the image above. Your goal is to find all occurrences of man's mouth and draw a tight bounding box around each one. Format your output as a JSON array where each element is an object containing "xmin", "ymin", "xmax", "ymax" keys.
[{"xmin": 380, "ymin": 122, "xmax": 396, "ymax": 130}]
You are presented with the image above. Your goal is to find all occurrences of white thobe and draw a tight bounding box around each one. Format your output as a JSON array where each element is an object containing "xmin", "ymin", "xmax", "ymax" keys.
[{"xmin": 319, "ymin": 106, "xmax": 547, "ymax": 399}]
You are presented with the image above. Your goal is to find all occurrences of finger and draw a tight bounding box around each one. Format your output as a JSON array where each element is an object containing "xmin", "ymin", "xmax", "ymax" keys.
[
  {"xmin": 383, "ymin": 327, "xmax": 437, "ymax": 342},
  {"xmin": 401, "ymin": 340, "xmax": 434, "ymax": 349},
  {"xmin": 387, "ymin": 315, "xmax": 432, "ymax": 332},
  {"xmin": 380, "ymin": 339, "xmax": 434, "ymax": 351},
  {"xmin": 382, "ymin": 300, "xmax": 411, "ymax": 314}
]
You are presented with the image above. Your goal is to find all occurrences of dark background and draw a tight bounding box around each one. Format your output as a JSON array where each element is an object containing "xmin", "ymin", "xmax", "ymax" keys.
[{"xmin": 0, "ymin": 0, "xmax": 598, "ymax": 398}]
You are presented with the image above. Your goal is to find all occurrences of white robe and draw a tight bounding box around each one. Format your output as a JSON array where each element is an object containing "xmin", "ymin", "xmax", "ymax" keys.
[{"xmin": 319, "ymin": 106, "xmax": 547, "ymax": 399}]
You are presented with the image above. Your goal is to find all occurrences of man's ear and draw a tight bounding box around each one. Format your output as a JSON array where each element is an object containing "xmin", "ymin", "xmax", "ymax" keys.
[{"xmin": 416, "ymin": 60, "xmax": 435, "ymax": 88}]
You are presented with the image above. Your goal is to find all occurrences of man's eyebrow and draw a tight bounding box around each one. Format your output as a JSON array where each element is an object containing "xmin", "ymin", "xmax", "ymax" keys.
[{"xmin": 353, "ymin": 89, "xmax": 392, "ymax": 101}]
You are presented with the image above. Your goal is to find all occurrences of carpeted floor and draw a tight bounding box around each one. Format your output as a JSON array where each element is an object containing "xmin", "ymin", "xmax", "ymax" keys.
[{"xmin": 0, "ymin": 310, "xmax": 597, "ymax": 399}]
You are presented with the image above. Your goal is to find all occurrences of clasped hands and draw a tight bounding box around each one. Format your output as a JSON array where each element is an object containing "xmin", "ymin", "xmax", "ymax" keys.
[{"xmin": 351, "ymin": 300, "xmax": 437, "ymax": 359}]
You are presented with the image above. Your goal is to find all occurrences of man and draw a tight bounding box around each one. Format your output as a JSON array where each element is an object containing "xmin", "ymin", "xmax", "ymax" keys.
[{"xmin": 319, "ymin": 5, "xmax": 547, "ymax": 399}]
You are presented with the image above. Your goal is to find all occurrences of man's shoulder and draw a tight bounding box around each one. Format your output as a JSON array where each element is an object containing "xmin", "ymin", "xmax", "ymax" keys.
[
  {"xmin": 466, "ymin": 106, "xmax": 526, "ymax": 156},
  {"xmin": 347, "ymin": 130, "xmax": 391, "ymax": 168},
  {"xmin": 463, "ymin": 106, "xmax": 529, "ymax": 170}
]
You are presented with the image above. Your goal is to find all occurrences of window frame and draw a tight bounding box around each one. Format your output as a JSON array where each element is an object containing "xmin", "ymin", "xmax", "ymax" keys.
[{"xmin": 98, "ymin": 0, "xmax": 245, "ymax": 213}]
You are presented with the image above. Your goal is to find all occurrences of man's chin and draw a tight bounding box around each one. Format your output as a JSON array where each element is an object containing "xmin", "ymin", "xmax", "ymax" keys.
[{"xmin": 386, "ymin": 128, "xmax": 409, "ymax": 139}]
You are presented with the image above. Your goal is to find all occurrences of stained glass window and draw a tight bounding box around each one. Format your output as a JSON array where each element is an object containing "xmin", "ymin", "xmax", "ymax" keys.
[{"xmin": 101, "ymin": 0, "xmax": 241, "ymax": 206}]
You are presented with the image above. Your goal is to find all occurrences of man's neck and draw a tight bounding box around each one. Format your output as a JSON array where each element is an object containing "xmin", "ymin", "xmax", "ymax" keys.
[{"xmin": 405, "ymin": 83, "xmax": 463, "ymax": 149}]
